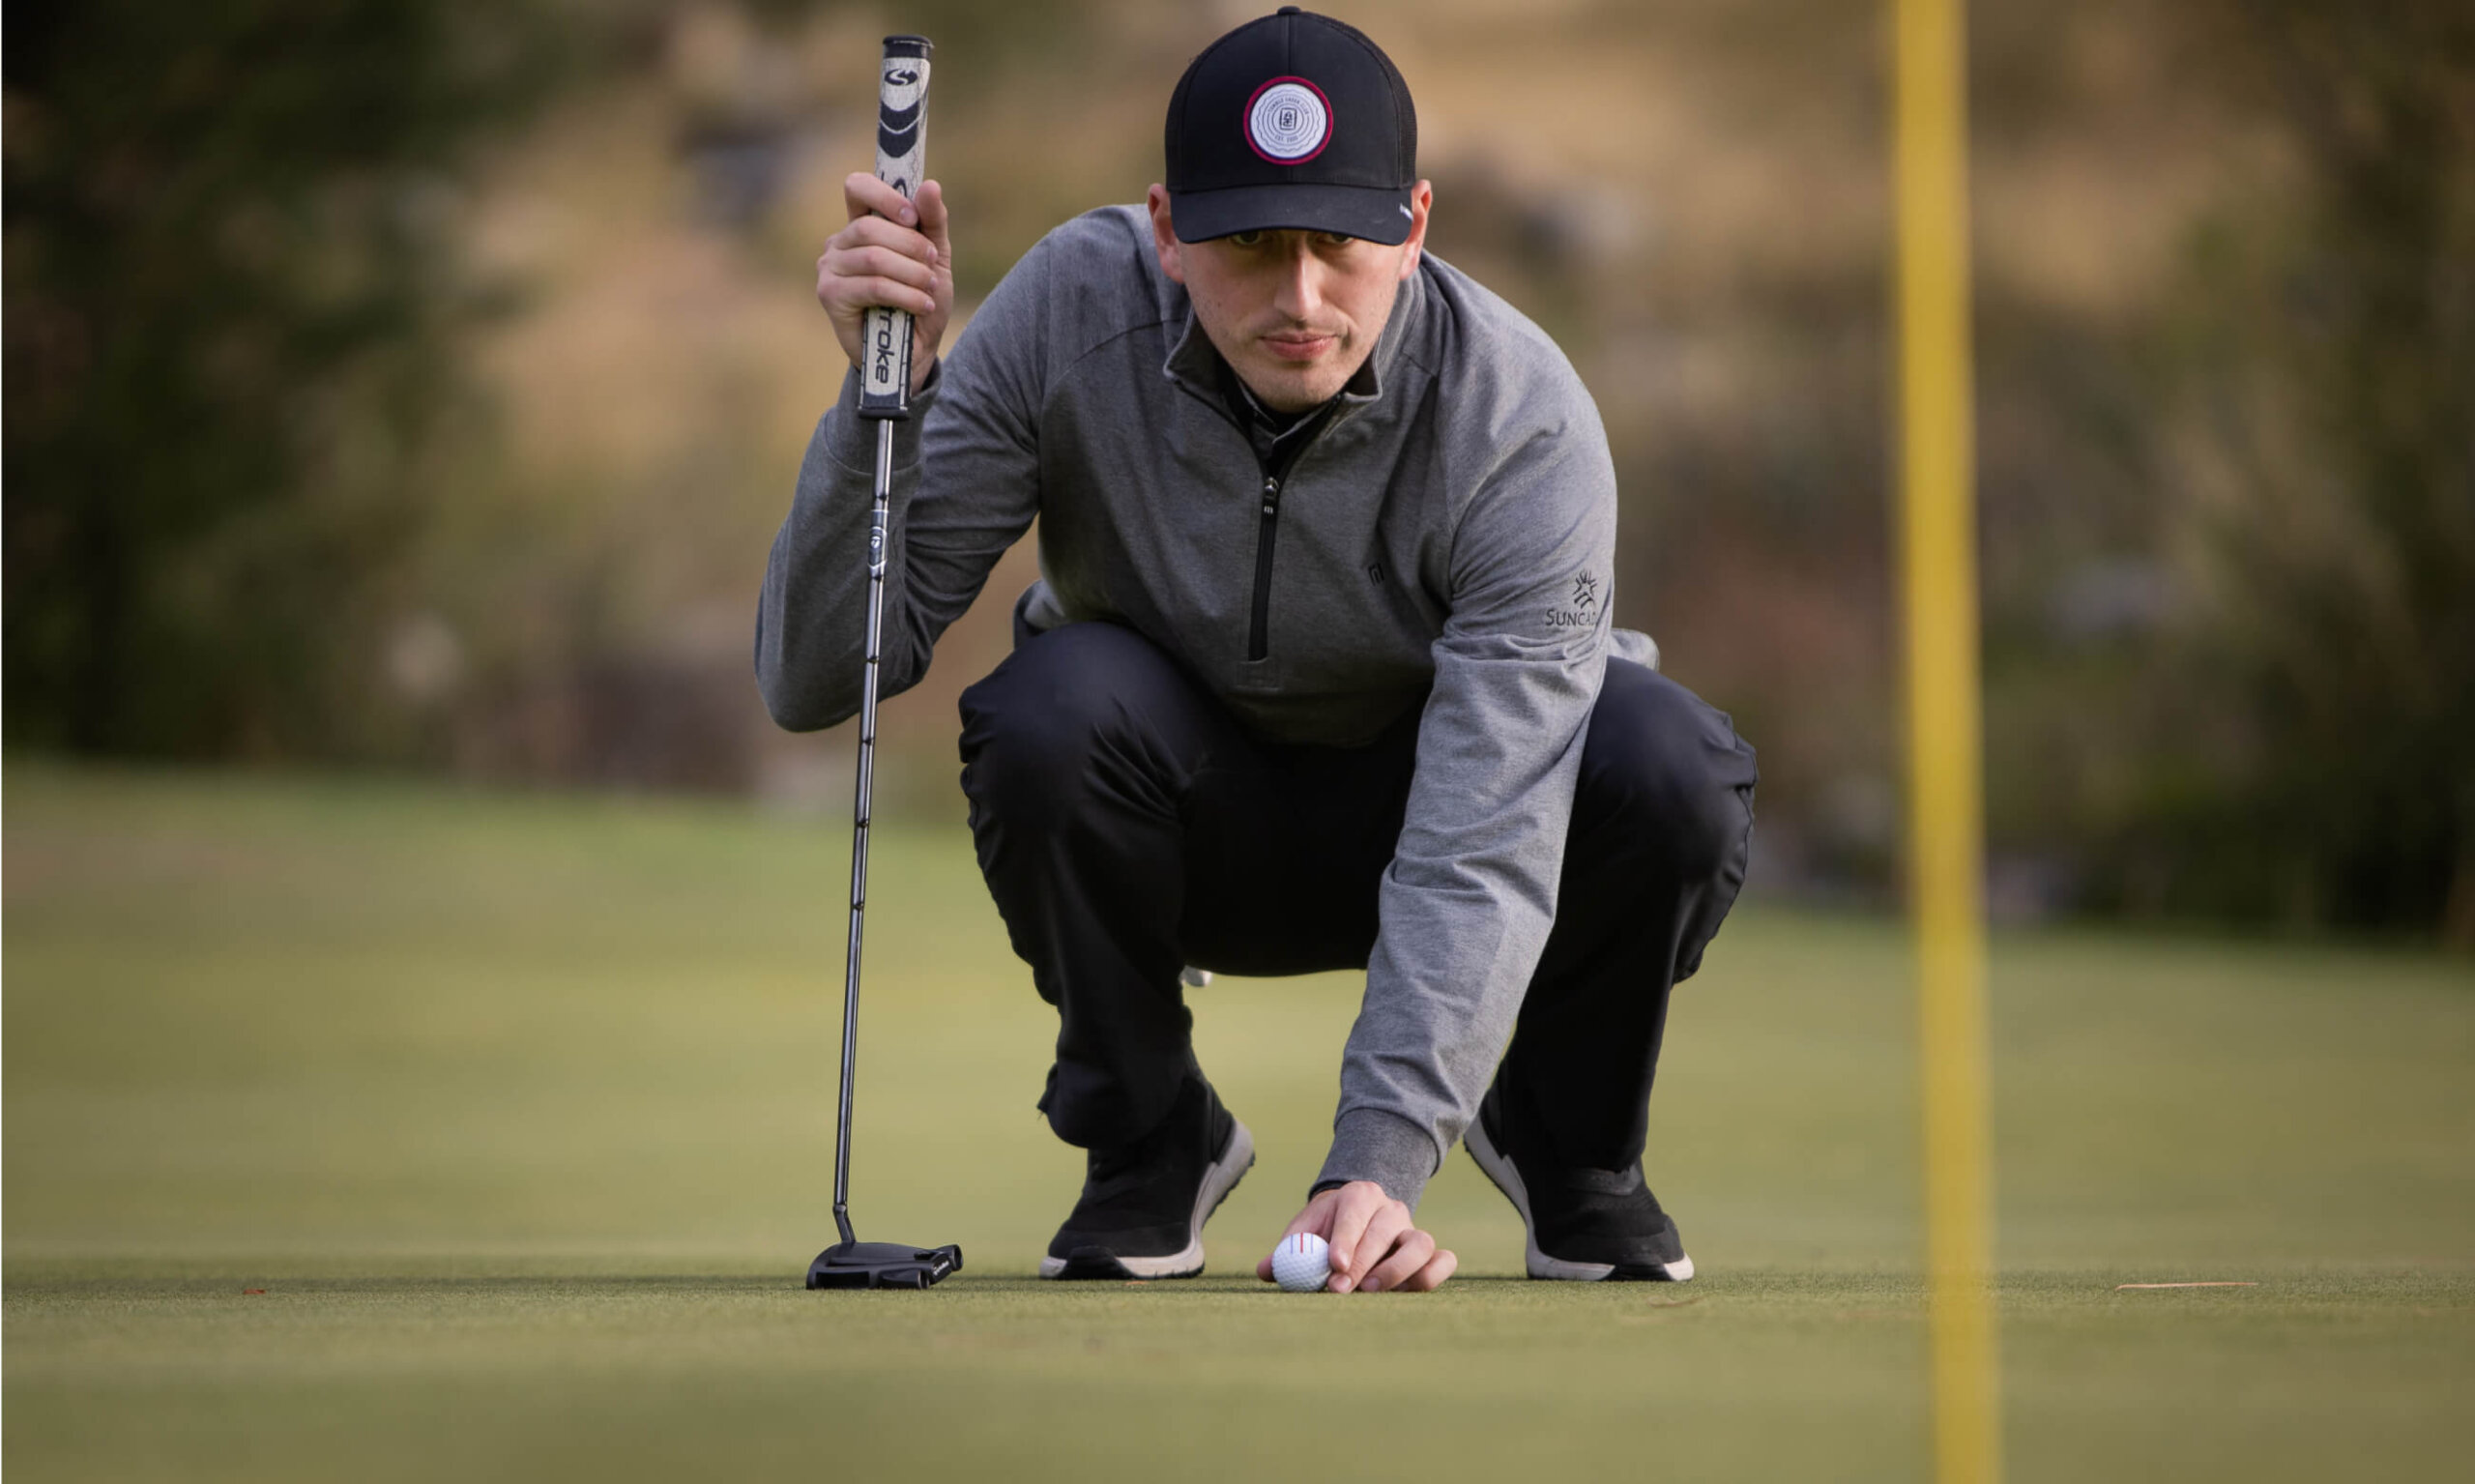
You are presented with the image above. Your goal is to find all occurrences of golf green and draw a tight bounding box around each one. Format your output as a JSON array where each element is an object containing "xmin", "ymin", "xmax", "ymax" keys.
[{"xmin": 7, "ymin": 767, "xmax": 2471, "ymax": 1480}]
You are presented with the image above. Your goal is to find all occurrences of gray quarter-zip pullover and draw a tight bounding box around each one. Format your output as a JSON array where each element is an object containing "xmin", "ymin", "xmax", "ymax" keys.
[{"xmin": 758, "ymin": 205, "xmax": 1656, "ymax": 1208}]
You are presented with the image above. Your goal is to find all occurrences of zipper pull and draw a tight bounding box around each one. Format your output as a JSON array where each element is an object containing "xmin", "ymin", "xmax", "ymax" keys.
[{"xmin": 1261, "ymin": 476, "xmax": 1280, "ymax": 516}]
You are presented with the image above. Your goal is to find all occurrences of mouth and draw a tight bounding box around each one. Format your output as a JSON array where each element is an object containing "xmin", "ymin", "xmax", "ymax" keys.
[{"xmin": 1260, "ymin": 332, "xmax": 1338, "ymax": 364}]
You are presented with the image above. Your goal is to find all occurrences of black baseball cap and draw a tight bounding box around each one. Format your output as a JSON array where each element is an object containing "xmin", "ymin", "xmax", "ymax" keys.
[{"xmin": 1164, "ymin": 7, "xmax": 1419, "ymax": 246}]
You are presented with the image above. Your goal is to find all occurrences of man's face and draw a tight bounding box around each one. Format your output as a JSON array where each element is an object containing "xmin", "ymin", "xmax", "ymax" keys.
[{"xmin": 1147, "ymin": 183, "xmax": 1433, "ymax": 414}]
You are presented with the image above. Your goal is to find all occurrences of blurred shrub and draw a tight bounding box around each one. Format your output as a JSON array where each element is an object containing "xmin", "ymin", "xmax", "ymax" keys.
[
  {"xmin": 4, "ymin": 0, "xmax": 572, "ymax": 757},
  {"xmin": 2111, "ymin": 1, "xmax": 2475, "ymax": 942}
]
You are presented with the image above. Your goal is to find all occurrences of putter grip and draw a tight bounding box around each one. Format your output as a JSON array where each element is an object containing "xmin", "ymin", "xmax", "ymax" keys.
[{"xmin": 859, "ymin": 36, "xmax": 933, "ymax": 421}]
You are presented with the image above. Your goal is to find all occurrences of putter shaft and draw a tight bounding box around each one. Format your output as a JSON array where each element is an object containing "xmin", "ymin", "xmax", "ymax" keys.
[{"xmin": 833, "ymin": 415, "xmax": 895, "ymax": 1249}]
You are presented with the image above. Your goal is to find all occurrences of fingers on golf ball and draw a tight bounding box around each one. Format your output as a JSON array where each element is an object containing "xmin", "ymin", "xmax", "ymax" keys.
[{"xmin": 1272, "ymin": 1232, "xmax": 1331, "ymax": 1292}]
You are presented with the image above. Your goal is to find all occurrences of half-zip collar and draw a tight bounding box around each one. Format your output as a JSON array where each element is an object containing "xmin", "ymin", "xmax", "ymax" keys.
[{"xmin": 1219, "ymin": 355, "xmax": 1335, "ymax": 475}]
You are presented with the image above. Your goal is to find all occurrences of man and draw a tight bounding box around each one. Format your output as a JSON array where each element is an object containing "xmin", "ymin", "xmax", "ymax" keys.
[{"xmin": 760, "ymin": 8, "xmax": 1756, "ymax": 1294}]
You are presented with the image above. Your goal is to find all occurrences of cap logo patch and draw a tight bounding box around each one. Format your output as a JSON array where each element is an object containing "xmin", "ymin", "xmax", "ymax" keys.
[{"xmin": 1245, "ymin": 76, "xmax": 1331, "ymax": 163}]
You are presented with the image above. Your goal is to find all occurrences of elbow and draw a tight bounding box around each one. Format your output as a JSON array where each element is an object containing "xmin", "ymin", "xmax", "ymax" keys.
[
  {"xmin": 752, "ymin": 598, "xmax": 918, "ymax": 733},
  {"xmin": 760, "ymin": 686, "xmax": 828, "ymax": 735},
  {"xmin": 756, "ymin": 663, "xmax": 856, "ymax": 734},
  {"xmin": 754, "ymin": 627, "xmax": 857, "ymax": 733}
]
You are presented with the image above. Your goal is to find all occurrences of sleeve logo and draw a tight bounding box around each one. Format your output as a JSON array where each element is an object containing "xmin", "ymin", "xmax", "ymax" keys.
[{"xmin": 1546, "ymin": 571, "xmax": 1603, "ymax": 629}]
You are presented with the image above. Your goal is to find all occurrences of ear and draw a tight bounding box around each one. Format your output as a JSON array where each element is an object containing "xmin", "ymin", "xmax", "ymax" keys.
[
  {"xmin": 1396, "ymin": 180, "xmax": 1434, "ymax": 281},
  {"xmin": 1147, "ymin": 185, "xmax": 1187, "ymax": 286}
]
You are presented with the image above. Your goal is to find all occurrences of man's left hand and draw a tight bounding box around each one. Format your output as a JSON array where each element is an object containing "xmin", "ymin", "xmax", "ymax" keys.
[{"xmin": 1256, "ymin": 1180, "xmax": 1457, "ymax": 1293}]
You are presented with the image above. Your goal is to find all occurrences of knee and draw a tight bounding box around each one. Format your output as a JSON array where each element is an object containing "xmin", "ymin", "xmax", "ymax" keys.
[
  {"xmin": 959, "ymin": 623, "xmax": 1182, "ymax": 813},
  {"xmin": 1575, "ymin": 662, "xmax": 1758, "ymax": 882}
]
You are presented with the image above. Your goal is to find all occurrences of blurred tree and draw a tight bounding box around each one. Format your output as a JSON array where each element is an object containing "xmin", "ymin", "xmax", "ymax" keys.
[
  {"xmin": 4, "ymin": 0, "xmax": 571, "ymax": 756},
  {"xmin": 2132, "ymin": 0, "xmax": 2475, "ymax": 942}
]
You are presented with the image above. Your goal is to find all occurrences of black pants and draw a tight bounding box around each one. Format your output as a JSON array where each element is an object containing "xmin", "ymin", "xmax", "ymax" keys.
[{"xmin": 956, "ymin": 622, "xmax": 1757, "ymax": 1171}]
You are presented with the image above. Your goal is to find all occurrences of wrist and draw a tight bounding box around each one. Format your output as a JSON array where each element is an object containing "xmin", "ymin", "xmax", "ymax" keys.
[{"xmin": 1312, "ymin": 1108, "xmax": 1439, "ymax": 1210}]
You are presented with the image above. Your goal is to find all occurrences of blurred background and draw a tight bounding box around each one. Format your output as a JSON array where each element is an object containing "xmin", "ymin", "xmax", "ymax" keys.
[
  {"xmin": 9, "ymin": 0, "xmax": 2473, "ymax": 941},
  {"xmin": 8, "ymin": 7, "xmax": 2471, "ymax": 1477}
]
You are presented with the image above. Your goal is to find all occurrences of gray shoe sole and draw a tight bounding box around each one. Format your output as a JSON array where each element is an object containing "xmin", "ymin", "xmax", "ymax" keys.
[
  {"xmin": 1464, "ymin": 1115, "xmax": 1694, "ymax": 1283},
  {"xmin": 1037, "ymin": 1119, "xmax": 1256, "ymax": 1280}
]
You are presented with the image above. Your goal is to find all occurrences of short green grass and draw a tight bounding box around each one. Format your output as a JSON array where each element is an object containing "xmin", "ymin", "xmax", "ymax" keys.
[{"xmin": 7, "ymin": 765, "xmax": 2471, "ymax": 1481}]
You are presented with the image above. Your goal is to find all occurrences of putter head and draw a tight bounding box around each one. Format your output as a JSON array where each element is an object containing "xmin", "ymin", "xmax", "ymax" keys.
[{"xmin": 806, "ymin": 1240, "xmax": 963, "ymax": 1290}]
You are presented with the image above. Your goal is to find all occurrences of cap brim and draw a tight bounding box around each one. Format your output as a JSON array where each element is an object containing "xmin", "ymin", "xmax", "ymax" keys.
[{"xmin": 1169, "ymin": 183, "xmax": 1413, "ymax": 247}]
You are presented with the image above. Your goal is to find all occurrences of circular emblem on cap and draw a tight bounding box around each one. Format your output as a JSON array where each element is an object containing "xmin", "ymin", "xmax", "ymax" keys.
[{"xmin": 1244, "ymin": 76, "xmax": 1332, "ymax": 163}]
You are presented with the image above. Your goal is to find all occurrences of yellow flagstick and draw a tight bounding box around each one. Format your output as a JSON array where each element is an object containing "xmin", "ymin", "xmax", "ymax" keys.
[{"xmin": 1891, "ymin": 0, "xmax": 2001, "ymax": 1480}]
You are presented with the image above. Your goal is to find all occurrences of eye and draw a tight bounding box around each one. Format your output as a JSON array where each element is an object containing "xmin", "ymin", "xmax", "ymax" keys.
[
  {"xmin": 1316, "ymin": 232, "xmax": 1354, "ymax": 247},
  {"xmin": 1228, "ymin": 230, "xmax": 1267, "ymax": 247}
]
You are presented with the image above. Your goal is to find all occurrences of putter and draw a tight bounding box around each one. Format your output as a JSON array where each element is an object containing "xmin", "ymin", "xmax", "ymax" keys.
[{"xmin": 806, "ymin": 33, "xmax": 961, "ymax": 1293}]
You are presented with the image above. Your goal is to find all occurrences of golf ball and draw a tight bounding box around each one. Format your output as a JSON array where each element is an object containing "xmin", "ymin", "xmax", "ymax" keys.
[{"xmin": 1271, "ymin": 1232, "xmax": 1331, "ymax": 1293}]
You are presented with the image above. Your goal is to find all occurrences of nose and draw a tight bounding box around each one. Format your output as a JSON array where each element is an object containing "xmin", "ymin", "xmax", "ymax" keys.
[{"xmin": 1269, "ymin": 234, "xmax": 1325, "ymax": 324}]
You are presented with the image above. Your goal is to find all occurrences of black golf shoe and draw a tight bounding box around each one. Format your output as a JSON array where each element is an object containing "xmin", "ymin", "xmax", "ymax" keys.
[
  {"xmin": 1463, "ymin": 1083, "xmax": 1694, "ymax": 1282},
  {"xmin": 1038, "ymin": 1072, "xmax": 1255, "ymax": 1280}
]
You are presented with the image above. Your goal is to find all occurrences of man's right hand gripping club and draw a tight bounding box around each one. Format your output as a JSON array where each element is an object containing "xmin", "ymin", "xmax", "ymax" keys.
[
  {"xmin": 1258, "ymin": 1181, "xmax": 1459, "ymax": 1294},
  {"xmin": 816, "ymin": 172, "xmax": 952, "ymax": 397}
]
